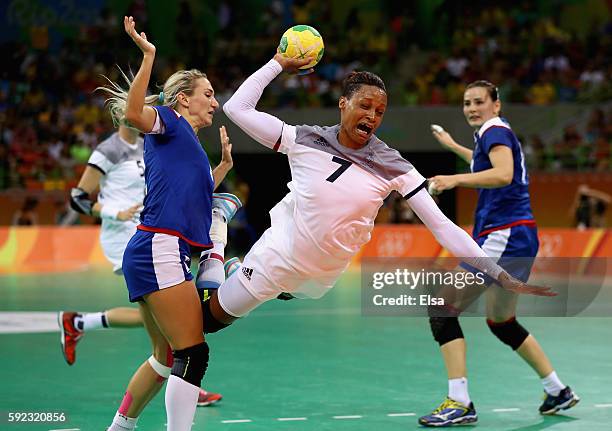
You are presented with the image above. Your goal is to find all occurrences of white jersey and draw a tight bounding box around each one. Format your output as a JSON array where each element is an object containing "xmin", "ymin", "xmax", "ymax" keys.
[
  {"xmin": 280, "ymin": 123, "xmax": 424, "ymax": 265},
  {"xmin": 88, "ymin": 132, "xmax": 145, "ymax": 272}
]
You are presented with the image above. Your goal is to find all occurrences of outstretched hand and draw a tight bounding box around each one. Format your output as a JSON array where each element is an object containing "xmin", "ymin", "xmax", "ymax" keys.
[
  {"xmin": 498, "ymin": 272, "xmax": 557, "ymax": 297},
  {"xmin": 124, "ymin": 16, "xmax": 156, "ymax": 56},
  {"xmin": 273, "ymin": 53, "xmax": 314, "ymax": 75}
]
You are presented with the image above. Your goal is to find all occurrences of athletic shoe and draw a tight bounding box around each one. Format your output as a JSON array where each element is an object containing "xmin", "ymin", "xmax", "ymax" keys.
[
  {"xmin": 58, "ymin": 311, "xmax": 83, "ymax": 366},
  {"xmin": 197, "ymin": 389, "xmax": 222, "ymax": 407},
  {"xmin": 212, "ymin": 193, "xmax": 242, "ymax": 223},
  {"xmin": 539, "ymin": 386, "xmax": 580, "ymax": 415},
  {"xmin": 224, "ymin": 257, "xmax": 241, "ymax": 278},
  {"xmin": 418, "ymin": 397, "xmax": 478, "ymax": 427}
]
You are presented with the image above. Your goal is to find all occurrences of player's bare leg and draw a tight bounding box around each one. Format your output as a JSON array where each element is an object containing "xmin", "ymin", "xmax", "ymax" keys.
[
  {"xmin": 107, "ymin": 302, "xmax": 169, "ymax": 431},
  {"xmin": 486, "ymin": 287, "xmax": 579, "ymax": 414}
]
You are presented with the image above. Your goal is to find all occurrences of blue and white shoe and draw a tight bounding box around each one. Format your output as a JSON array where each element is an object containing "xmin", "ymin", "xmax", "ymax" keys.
[
  {"xmin": 212, "ymin": 193, "xmax": 242, "ymax": 223},
  {"xmin": 539, "ymin": 386, "xmax": 580, "ymax": 415},
  {"xmin": 418, "ymin": 397, "xmax": 477, "ymax": 427},
  {"xmin": 224, "ymin": 257, "xmax": 241, "ymax": 278}
]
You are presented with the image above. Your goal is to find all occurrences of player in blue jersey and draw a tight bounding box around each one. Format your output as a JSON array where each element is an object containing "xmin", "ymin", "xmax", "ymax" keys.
[
  {"xmin": 58, "ymin": 122, "xmax": 223, "ymax": 407},
  {"xmin": 97, "ymin": 17, "xmax": 241, "ymax": 431},
  {"xmin": 420, "ymin": 81, "xmax": 579, "ymax": 427}
]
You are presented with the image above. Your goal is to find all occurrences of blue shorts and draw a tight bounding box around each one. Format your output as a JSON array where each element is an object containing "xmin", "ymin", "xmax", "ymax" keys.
[
  {"xmin": 123, "ymin": 230, "xmax": 194, "ymax": 302},
  {"xmin": 475, "ymin": 224, "xmax": 539, "ymax": 282}
]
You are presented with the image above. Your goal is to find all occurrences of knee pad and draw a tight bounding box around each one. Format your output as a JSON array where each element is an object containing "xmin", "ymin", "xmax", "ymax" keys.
[
  {"xmin": 171, "ymin": 342, "xmax": 209, "ymax": 387},
  {"xmin": 202, "ymin": 298, "xmax": 231, "ymax": 334},
  {"xmin": 429, "ymin": 316, "xmax": 464, "ymax": 346},
  {"xmin": 487, "ymin": 317, "xmax": 529, "ymax": 350}
]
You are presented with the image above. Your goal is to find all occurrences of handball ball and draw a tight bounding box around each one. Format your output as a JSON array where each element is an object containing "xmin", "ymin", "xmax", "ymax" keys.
[{"xmin": 278, "ymin": 25, "xmax": 324, "ymax": 69}]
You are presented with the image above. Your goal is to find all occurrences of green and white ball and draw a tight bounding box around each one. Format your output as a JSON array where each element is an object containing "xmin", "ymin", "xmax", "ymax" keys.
[{"xmin": 278, "ymin": 25, "xmax": 324, "ymax": 69}]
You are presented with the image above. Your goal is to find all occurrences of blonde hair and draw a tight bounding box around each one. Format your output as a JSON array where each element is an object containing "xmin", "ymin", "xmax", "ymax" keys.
[{"xmin": 97, "ymin": 67, "xmax": 208, "ymax": 126}]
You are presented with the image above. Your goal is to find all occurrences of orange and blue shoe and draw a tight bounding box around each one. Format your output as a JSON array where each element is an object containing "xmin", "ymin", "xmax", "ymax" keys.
[
  {"xmin": 58, "ymin": 311, "xmax": 83, "ymax": 366},
  {"xmin": 539, "ymin": 386, "xmax": 580, "ymax": 415},
  {"xmin": 198, "ymin": 389, "xmax": 223, "ymax": 407},
  {"xmin": 418, "ymin": 397, "xmax": 477, "ymax": 427}
]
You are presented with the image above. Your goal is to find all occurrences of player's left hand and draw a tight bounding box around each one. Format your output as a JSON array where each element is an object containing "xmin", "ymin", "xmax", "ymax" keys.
[
  {"xmin": 498, "ymin": 272, "xmax": 557, "ymax": 297},
  {"xmin": 124, "ymin": 16, "xmax": 155, "ymax": 56},
  {"xmin": 219, "ymin": 125, "xmax": 233, "ymax": 169},
  {"xmin": 428, "ymin": 175, "xmax": 458, "ymax": 195},
  {"xmin": 117, "ymin": 203, "xmax": 142, "ymax": 222}
]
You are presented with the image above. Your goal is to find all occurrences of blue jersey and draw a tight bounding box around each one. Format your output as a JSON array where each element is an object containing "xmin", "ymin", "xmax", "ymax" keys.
[
  {"xmin": 471, "ymin": 117, "xmax": 535, "ymax": 238},
  {"xmin": 138, "ymin": 106, "xmax": 214, "ymax": 250}
]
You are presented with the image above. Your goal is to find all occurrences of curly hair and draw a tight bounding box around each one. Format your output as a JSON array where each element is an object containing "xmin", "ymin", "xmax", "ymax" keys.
[{"xmin": 341, "ymin": 71, "xmax": 386, "ymax": 100}]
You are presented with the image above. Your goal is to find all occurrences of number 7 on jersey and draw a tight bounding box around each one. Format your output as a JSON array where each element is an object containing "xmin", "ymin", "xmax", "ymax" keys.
[{"xmin": 326, "ymin": 156, "xmax": 352, "ymax": 183}]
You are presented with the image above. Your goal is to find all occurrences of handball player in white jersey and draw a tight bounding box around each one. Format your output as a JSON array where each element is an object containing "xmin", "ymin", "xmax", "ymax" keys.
[
  {"xmin": 198, "ymin": 53, "xmax": 554, "ymax": 335},
  {"xmin": 58, "ymin": 123, "xmax": 223, "ymax": 406}
]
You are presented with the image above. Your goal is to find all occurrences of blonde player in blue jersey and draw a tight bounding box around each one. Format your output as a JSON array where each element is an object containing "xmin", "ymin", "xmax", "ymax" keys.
[
  {"xmin": 420, "ymin": 81, "xmax": 579, "ymax": 427},
  {"xmin": 93, "ymin": 17, "xmax": 241, "ymax": 431},
  {"xmin": 58, "ymin": 122, "xmax": 223, "ymax": 406}
]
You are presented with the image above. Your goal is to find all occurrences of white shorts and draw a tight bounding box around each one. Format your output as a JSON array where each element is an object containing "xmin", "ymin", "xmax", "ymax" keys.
[
  {"xmin": 100, "ymin": 220, "xmax": 138, "ymax": 274},
  {"xmin": 216, "ymin": 265, "xmax": 276, "ymax": 317},
  {"xmin": 217, "ymin": 197, "xmax": 350, "ymax": 316}
]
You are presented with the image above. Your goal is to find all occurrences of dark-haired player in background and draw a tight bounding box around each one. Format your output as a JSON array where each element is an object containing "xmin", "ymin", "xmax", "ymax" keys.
[{"xmin": 421, "ymin": 81, "xmax": 579, "ymax": 427}]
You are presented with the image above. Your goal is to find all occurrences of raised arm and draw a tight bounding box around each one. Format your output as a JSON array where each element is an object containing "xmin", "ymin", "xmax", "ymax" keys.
[
  {"xmin": 406, "ymin": 189, "xmax": 555, "ymax": 296},
  {"xmin": 123, "ymin": 16, "xmax": 158, "ymax": 133},
  {"xmin": 432, "ymin": 126, "xmax": 473, "ymax": 164},
  {"xmin": 223, "ymin": 54, "xmax": 310, "ymax": 149}
]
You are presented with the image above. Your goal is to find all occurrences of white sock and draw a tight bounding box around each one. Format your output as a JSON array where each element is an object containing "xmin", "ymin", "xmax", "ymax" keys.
[
  {"xmin": 197, "ymin": 242, "xmax": 225, "ymax": 289},
  {"xmin": 448, "ymin": 377, "xmax": 471, "ymax": 406},
  {"xmin": 165, "ymin": 375, "xmax": 199, "ymax": 431},
  {"xmin": 108, "ymin": 412, "xmax": 138, "ymax": 431},
  {"xmin": 74, "ymin": 312, "xmax": 108, "ymax": 331},
  {"xmin": 541, "ymin": 371, "xmax": 565, "ymax": 396}
]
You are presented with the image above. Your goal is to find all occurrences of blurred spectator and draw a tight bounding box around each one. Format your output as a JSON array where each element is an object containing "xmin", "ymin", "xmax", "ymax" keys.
[
  {"xmin": 571, "ymin": 184, "xmax": 611, "ymax": 229},
  {"xmin": 0, "ymin": 0, "xmax": 610, "ymax": 194},
  {"xmin": 12, "ymin": 196, "xmax": 39, "ymax": 225}
]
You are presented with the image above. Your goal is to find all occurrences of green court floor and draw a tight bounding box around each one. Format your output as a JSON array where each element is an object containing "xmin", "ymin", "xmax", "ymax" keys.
[{"xmin": 1, "ymin": 269, "xmax": 611, "ymax": 430}]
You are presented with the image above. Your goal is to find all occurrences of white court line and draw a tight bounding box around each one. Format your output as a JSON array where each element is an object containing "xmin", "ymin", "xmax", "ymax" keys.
[
  {"xmin": 595, "ymin": 404, "xmax": 612, "ymax": 408},
  {"xmin": 222, "ymin": 419, "xmax": 253, "ymax": 424},
  {"xmin": 387, "ymin": 412, "xmax": 416, "ymax": 417},
  {"xmin": 277, "ymin": 417, "xmax": 307, "ymax": 421},
  {"xmin": 493, "ymin": 408, "xmax": 521, "ymax": 412},
  {"xmin": 48, "ymin": 429, "xmax": 80, "ymax": 431},
  {"xmin": 0, "ymin": 311, "xmax": 59, "ymax": 334},
  {"xmin": 333, "ymin": 415, "xmax": 362, "ymax": 419}
]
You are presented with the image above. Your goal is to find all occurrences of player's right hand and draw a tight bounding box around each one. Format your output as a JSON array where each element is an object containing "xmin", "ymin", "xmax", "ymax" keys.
[
  {"xmin": 431, "ymin": 125, "xmax": 456, "ymax": 151},
  {"xmin": 273, "ymin": 53, "xmax": 313, "ymax": 74},
  {"xmin": 124, "ymin": 16, "xmax": 156, "ymax": 56},
  {"xmin": 117, "ymin": 203, "xmax": 142, "ymax": 222}
]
